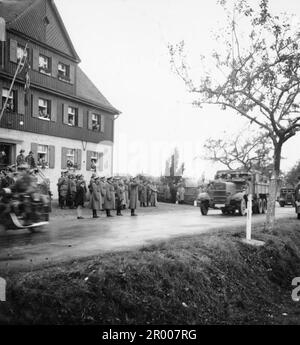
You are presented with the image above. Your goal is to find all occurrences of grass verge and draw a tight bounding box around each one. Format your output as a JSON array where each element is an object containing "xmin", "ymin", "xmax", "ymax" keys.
[{"xmin": 0, "ymin": 217, "xmax": 300, "ymax": 325}]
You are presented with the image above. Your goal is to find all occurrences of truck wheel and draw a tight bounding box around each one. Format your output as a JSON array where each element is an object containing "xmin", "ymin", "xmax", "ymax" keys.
[
  {"xmin": 279, "ymin": 201, "xmax": 285, "ymax": 207},
  {"xmin": 262, "ymin": 199, "xmax": 267, "ymax": 214},
  {"xmin": 238, "ymin": 199, "xmax": 247, "ymax": 216},
  {"xmin": 200, "ymin": 203, "xmax": 208, "ymax": 216},
  {"xmin": 258, "ymin": 199, "xmax": 263, "ymax": 214}
]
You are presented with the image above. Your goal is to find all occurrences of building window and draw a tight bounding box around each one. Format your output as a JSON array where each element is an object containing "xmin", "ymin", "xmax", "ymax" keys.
[
  {"xmin": 37, "ymin": 145, "xmax": 48, "ymax": 169},
  {"xmin": 58, "ymin": 62, "xmax": 70, "ymax": 82},
  {"xmin": 92, "ymin": 113, "xmax": 101, "ymax": 131},
  {"xmin": 17, "ymin": 44, "xmax": 28, "ymax": 63},
  {"xmin": 1, "ymin": 88, "xmax": 16, "ymax": 112},
  {"xmin": 39, "ymin": 54, "xmax": 51, "ymax": 75},
  {"xmin": 66, "ymin": 149, "xmax": 75, "ymax": 168},
  {"xmin": 38, "ymin": 98, "xmax": 51, "ymax": 120},
  {"xmin": 68, "ymin": 106, "xmax": 77, "ymax": 126}
]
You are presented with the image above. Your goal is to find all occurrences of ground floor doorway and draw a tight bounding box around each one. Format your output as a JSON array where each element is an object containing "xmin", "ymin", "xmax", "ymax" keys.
[{"xmin": 0, "ymin": 142, "xmax": 16, "ymax": 170}]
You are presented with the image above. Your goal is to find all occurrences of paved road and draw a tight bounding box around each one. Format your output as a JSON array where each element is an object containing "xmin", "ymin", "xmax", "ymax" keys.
[{"xmin": 0, "ymin": 203, "xmax": 295, "ymax": 270}]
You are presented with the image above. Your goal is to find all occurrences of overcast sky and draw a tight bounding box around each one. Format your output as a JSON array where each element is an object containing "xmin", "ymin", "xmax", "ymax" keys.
[{"xmin": 56, "ymin": 0, "xmax": 300, "ymax": 179}]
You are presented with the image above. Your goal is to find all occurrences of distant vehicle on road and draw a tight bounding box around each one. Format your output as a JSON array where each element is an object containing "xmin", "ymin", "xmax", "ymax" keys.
[
  {"xmin": 278, "ymin": 187, "xmax": 295, "ymax": 207},
  {"xmin": 197, "ymin": 169, "xmax": 269, "ymax": 216}
]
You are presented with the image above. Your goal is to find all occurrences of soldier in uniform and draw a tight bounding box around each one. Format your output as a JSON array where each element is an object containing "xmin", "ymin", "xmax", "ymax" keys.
[
  {"xmin": 16, "ymin": 149, "xmax": 26, "ymax": 166},
  {"xmin": 89, "ymin": 176, "xmax": 102, "ymax": 218},
  {"xmin": 25, "ymin": 151, "xmax": 36, "ymax": 169},
  {"xmin": 104, "ymin": 177, "xmax": 115, "ymax": 217},
  {"xmin": 129, "ymin": 177, "xmax": 139, "ymax": 216},
  {"xmin": 139, "ymin": 181, "xmax": 147, "ymax": 207},
  {"xmin": 115, "ymin": 179, "xmax": 125, "ymax": 216},
  {"xmin": 57, "ymin": 172, "xmax": 68, "ymax": 209},
  {"xmin": 150, "ymin": 182, "xmax": 158, "ymax": 207}
]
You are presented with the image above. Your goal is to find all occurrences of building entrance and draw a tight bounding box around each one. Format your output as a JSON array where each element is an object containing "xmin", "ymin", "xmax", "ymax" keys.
[{"xmin": 0, "ymin": 142, "xmax": 16, "ymax": 170}]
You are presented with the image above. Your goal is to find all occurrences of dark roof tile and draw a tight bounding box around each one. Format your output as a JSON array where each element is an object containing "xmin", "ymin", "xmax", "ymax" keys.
[{"xmin": 0, "ymin": 0, "xmax": 36, "ymax": 24}]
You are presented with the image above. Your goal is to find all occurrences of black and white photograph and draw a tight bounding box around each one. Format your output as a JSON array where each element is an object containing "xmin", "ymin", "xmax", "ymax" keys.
[{"xmin": 0, "ymin": 0, "xmax": 300, "ymax": 336}]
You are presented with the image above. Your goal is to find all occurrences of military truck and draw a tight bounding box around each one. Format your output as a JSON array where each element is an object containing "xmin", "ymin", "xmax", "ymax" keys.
[
  {"xmin": 278, "ymin": 187, "xmax": 295, "ymax": 207},
  {"xmin": 197, "ymin": 169, "xmax": 269, "ymax": 216}
]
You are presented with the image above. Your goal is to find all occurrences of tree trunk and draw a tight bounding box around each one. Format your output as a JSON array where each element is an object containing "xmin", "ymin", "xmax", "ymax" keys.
[{"xmin": 265, "ymin": 144, "xmax": 282, "ymax": 231}]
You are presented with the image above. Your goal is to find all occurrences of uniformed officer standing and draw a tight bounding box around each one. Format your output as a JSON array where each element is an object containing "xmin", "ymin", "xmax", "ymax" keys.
[
  {"xmin": 129, "ymin": 177, "xmax": 139, "ymax": 216},
  {"xmin": 104, "ymin": 177, "xmax": 115, "ymax": 217}
]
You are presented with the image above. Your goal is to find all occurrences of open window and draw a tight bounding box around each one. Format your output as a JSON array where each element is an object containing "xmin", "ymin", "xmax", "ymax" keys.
[
  {"xmin": 68, "ymin": 106, "xmax": 77, "ymax": 126},
  {"xmin": 58, "ymin": 62, "xmax": 70, "ymax": 82},
  {"xmin": 17, "ymin": 44, "xmax": 29, "ymax": 64},
  {"xmin": 38, "ymin": 98, "xmax": 51, "ymax": 120},
  {"xmin": 1, "ymin": 88, "xmax": 17, "ymax": 112},
  {"xmin": 39, "ymin": 54, "xmax": 51, "ymax": 76},
  {"xmin": 37, "ymin": 145, "xmax": 49, "ymax": 169}
]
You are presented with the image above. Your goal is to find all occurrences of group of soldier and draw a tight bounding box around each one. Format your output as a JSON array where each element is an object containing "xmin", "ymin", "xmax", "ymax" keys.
[
  {"xmin": 16, "ymin": 149, "xmax": 36, "ymax": 169},
  {"xmin": 57, "ymin": 173, "xmax": 159, "ymax": 219}
]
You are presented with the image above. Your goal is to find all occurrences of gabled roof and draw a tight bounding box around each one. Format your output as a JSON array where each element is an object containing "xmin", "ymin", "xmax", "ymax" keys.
[
  {"xmin": 0, "ymin": 0, "xmax": 36, "ymax": 23},
  {"xmin": 76, "ymin": 66, "xmax": 120, "ymax": 115},
  {"xmin": 0, "ymin": 0, "xmax": 121, "ymax": 115},
  {"xmin": 0, "ymin": 0, "xmax": 80, "ymax": 61}
]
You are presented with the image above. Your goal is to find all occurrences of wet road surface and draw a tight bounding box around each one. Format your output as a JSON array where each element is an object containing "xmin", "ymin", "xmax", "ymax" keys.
[{"xmin": 0, "ymin": 203, "xmax": 295, "ymax": 270}]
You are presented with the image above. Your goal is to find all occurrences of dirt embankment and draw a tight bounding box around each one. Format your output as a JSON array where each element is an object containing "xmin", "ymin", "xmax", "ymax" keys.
[{"xmin": 0, "ymin": 218, "xmax": 300, "ymax": 324}]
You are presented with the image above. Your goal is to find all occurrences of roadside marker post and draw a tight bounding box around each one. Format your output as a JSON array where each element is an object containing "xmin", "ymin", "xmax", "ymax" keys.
[
  {"xmin": 242, "ymin": 176, "xmax": 265, "ymax": 247},
  {"xmin": 0, "ymin": 277, "xmax": 6, "ymax": 302},
  {"xmin": 246, "ymin": 194, "xmax": 252, "ymax": 241}
]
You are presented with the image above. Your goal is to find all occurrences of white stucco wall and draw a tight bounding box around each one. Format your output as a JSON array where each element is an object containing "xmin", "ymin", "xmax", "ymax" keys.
[{"xmin": 0, "ymin": 128, "xmax": 113, "ymax": 198}]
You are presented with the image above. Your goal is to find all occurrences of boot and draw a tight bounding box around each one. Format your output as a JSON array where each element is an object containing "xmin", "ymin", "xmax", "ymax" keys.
[
  {"xmin": 106, "ymin": 210, "xmax": 113, "ymax": 217},
  {"xmin": 131, "ymin": 209, "xmax": 137, "ymax": 216},
  {"xmin": 93, "ymin": 210, "xmax": 99, "ymax": 218}
]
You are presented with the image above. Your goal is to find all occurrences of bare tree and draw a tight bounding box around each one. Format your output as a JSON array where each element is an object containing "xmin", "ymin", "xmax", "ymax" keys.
[
  {"xmin": 285, "ymin": 160, "xmax": 300, "ymax": 187},
  {"xmin": 169, "ymin": 0, "xmax": 300, "ymax": 229},
  {"xmin": 204, "ymin": 130, "xmax": 273, "ymax": 174}
]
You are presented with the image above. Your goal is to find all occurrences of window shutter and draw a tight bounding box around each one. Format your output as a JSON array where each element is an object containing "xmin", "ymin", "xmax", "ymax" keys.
[
  {"xmin": 63, "ymin": 104, "xmax": 69, "ymax": 124},
  {"xmin": 98, "ymin": 152, "xmax": 104, "ymax": 172},
  {"xmin": 30, "ymin": 143, "xmax": 38, "ymax": 163},
  {"xmin": 88, "ymin": 111, "xmax": 93, "ymax": 130},
  {"xmin": 77, "ymin": 108, "xmax": 83, "ymax": 127},
  {"xmin": 51, "ymin": 98, "xmax": 57, "ymax": 122},
  {"xmin": 100, "ymin": 115, "xmax": 105, "ymax": 133},
  {"xmin": 48, "ymin": 145, "xmax": 55, "ymax": 169},
  {"xmin": 69, "ymin": 65, "xmax": 75, "ymax": 84},
  {"xmin": 17, "ymin": 90, "xmax": 25, "ymax": 115},
  {"xmin": 32, "ymin": 48, "xmax": 39, "ymax": 71},
  {"xmin": 75, "ymin": 149, "xmax": 82, "ymax": 170},
  {"xmin": 9, "ymin": 39, "xmax": 17, "ymax": 63},
  {"xmin": 61, "ymin": 147, "xmax": 68, "ymax": 169},
  {"xmin": 32, "ymin": 94, "xmax": 39, "ymax": 118},
  {"xmin": 86, "ymin": 150, "xmax": 93, "ymax": 171},
  {"xmin": 52, "ymin": 56, "xmax": 58, "ymax": 77}
]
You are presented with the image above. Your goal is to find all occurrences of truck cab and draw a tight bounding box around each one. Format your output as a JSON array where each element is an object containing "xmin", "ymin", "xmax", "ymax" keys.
[
  {"xmin": 278, "ymin": 187, "xmax": 295, "ymax": 207},
  {"xmin": 197, "ymin": 169, "xmax": 269, "ymax": 216}
]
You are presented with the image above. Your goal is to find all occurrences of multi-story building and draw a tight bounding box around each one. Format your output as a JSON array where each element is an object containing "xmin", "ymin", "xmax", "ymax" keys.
[{"xmin": 0, "ymin": 0, "xmax": 120, "ymax": 197}]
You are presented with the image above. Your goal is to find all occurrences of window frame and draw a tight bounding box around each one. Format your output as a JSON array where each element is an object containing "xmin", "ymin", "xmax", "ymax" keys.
[
  {"xmin": 91, "ymin": 113, "xmax": 101, "ymax": 131},
  {"xmin": 39, "ymin": 54, "xmax": 51, "ymax": 76},
  {"xmin": 67, "ymin": 106, "xmax": 78, "ymax": 127},
  {"xmin": 37, "ymin": 144, "xmax": 49, "ymax": 168},
  {"xmin": 17, "ymin": 44, "xmax": 29, "ymax": 64},
  {"xmin": 58, "ymin": 62, "xmax": 70, "ymax": 82},
  {"xmin": 38, "ymin": 97, "xmax": 51, "ymax": 121},
  {"xmin": 2, "ymin": 88, "xmax": 17, "ymax": 112},
  {"xmin": 66, "ymin": 148, "xmax": 75, "ymax": 165}
]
